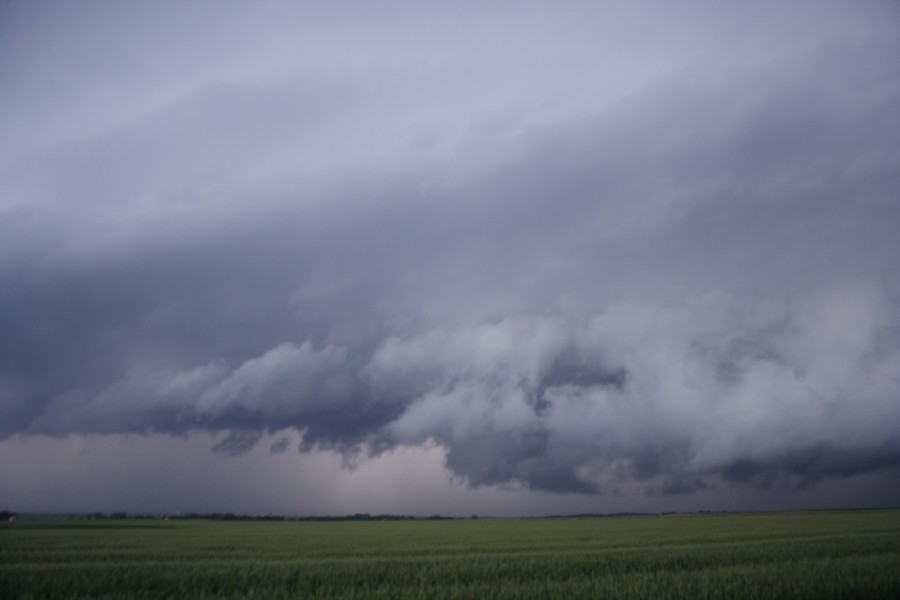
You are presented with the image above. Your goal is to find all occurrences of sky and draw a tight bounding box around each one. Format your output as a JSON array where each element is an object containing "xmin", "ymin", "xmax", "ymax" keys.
[{"xmin": 1, "ymin": 0, "xmax": 899, "ymax": 517}]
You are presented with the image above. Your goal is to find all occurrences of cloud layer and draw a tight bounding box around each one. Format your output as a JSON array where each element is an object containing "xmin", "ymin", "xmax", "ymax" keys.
[{"xmin": 2, "ymin": 1, "xmax": 899, "ymax": 500}]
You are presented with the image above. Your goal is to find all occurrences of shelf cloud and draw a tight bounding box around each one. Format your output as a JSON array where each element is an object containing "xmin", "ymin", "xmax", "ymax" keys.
[{"xmin": 2, "ymin": 1, "xmax": 899, "ymax": 508}]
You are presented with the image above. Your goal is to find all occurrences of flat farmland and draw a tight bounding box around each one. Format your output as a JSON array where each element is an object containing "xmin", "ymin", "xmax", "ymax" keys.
[{"xmin": 2, "ymin": 510, "xmax": 899, "ymax": 599}]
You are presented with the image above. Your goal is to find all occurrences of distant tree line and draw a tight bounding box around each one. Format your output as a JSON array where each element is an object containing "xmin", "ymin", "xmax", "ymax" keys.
[
  {"xmin": 56, "ymin": 512, "xmax": 460, "ymax": 522},
  {"xmin": 172, "ymin": 512, "xmax": 458, "ymax": 522}
]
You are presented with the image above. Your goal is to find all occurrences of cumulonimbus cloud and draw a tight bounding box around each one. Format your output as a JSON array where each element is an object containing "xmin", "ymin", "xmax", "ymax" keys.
[{"xmin": 2, "ymin": 1, "xmax": 899, "ymax": 497}]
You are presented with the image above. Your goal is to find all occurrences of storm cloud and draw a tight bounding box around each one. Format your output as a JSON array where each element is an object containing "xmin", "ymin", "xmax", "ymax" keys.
[{"xmin": 2, "ymin": 1, "xmax": 899, "ymax": 505}]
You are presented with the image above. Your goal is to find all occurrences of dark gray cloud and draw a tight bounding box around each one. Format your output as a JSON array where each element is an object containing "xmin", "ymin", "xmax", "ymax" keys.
[{"xmin": 2, "ymin": 1, "xmax": 900, "ymax": 507}]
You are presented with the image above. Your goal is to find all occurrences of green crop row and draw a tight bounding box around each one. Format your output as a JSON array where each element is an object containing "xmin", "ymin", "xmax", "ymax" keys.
[{"xmin": 2, "ymin": 510, "xmax": 899, "ymax": 599}]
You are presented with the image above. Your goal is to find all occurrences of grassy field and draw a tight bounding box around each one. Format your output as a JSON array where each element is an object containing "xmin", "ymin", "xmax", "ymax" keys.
[{"xmin": 2, "ymin": 510, "xmax": 899, "ymax": 599}]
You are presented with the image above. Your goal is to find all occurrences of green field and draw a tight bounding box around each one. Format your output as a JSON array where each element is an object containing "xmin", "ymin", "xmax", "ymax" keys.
[{"xmin": 2, "ymin": 510, "xmax": 899, "ymax": 599}]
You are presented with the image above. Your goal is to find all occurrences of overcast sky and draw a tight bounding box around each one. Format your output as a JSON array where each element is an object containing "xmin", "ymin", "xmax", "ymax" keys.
[{"xmin": 2, "ymin": 0, "xmax": 899, "ymax": 516}]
